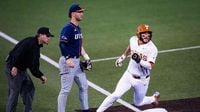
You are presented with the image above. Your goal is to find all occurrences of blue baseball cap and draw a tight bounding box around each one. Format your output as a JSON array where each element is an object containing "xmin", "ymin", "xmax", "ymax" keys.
[{"xmin": 68, "ymin": 3, "xmax": 85, "ymax": 18}]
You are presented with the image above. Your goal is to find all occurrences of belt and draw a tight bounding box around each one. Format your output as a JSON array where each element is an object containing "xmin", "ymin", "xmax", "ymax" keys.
[
  {"xmin": 71, "ymin": 56, "xmax": 79, "ymax": 59},
  {"xmin": 128, "ymin": 70, "xmax": 150, "ymax": 79},
  {"xmin": 132, "ymin": 75, "xmax": 150, "ymax": 79},
  {"xmin": 66, "ymin": 55, "xmax": 79, "ymax": 59}
]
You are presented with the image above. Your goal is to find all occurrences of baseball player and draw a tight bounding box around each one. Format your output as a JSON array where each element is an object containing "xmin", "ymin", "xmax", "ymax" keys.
[
  {"xmin": 5, "ymin": 27, "xmax": 53, "ymax": 112},
  {"xmin": 57, "ymin": 3, "xmax": 91, "ymax": 112},
  {"xmin": 97, "ymin": 24, "xmax": 159, "ymax": 112}
]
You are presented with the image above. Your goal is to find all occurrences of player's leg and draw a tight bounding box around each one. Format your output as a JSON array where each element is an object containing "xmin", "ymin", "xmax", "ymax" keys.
[
  {"xmin": 20, "ymin": 71, "xmax": 35, "ymax": 112},
  {"xmin": 57, "ymin": 57, "xmax": 75, "ymax": 112},
  {"xmin": 97, "ymin": 71, "xmax": 132, "ymax": 112},
  {"xmin": 133, "ymin": 77, "xmax": 155, "ymax": 106},
  {"xmin": 74, "ymin": 60, "xmax": 89, "ymax": 111},
  {"xmin": 57, "ymin": 72, "xmax": 75, "ymax": 112}
]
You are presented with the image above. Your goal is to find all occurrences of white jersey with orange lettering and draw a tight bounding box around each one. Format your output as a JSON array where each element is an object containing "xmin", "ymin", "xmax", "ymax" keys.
[
  {"xmin": 97, "ymin": 24, "xmax": 161, "ymax": 112},
  {"xmin": 96, "ymin": 36, "xmax": 159, "ymax": 112},
  {"xmin": 127, "ymin": 36, "xmax": 158, "ymax": 77}
]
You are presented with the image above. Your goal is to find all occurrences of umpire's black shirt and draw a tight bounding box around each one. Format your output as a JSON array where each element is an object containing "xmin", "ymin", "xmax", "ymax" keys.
[{"xmin": 7, "ymin": 36, "xmax": 44, "ymax": 78}]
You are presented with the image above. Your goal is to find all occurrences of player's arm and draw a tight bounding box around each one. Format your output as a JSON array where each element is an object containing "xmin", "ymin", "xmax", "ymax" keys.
[
  {"xmin": 132, "ymin": 53, "xmax": 156, "ymax": 70},
  {"xmin": 81, "ymin": 46, "xmax": 90, "ymax": 60},
  {"xmin": 141, "ymin": 61, "xmax": 154, "ymax": 70},
  {"xmin": 149, "ymin": 62, "xmax": 155, "ymax": 69},
  {"xmin": 59, "ymin": 42, "xmax": 75, "ymax": 68},
  {"xmin": 80, "ymin": 46, "xmax": 92, "ymax": 71},
  {"xmin": 59, "ymin": 41, "xmax": 70, "ymax": 59},
  {"xmin": 60, "ymin": 26, "xmax": 77, "ymax": 68},
  {"xmin": 115, "ymin": 45, "xmax": 131, "ymax": 67},
  {"xmin": 122, "ymin": 45, "xmax": 131, "ymax": 57},
  {"xmin": 59, "ymin": 37, "xmax": 75, "ymax": 68}
]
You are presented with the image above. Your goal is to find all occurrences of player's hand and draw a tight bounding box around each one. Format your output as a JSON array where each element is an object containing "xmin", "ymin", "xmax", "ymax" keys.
[
  {"xmin": 66, "ymin": 58, "xmax": 75, "ymax": 68},
  {"xmin": 80, "ymin": 60, "xmax": 92, "ymax": 71},
  {"xmin": 41, "ymin": 75, "xmax": 47, "ymax": 84},
  {"xmin": 115, "ymin": 55, "xmax": 126, "ymax": 67},
  {"xmin": 11, "ymin": 66, "xmax": 18, "ymax": 77},
  {"xmin": 85, "ymin": 60, "xmax": 92, "ymax": 71},
  {"xmin": 132, "ymin": 53, "xmax": 141, "ymax": 63}
]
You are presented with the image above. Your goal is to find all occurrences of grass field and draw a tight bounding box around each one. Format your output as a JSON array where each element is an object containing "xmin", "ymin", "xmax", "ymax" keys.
[{"xmin": 0, "ymin": 0, "xmax": 200, "ymax": 111}]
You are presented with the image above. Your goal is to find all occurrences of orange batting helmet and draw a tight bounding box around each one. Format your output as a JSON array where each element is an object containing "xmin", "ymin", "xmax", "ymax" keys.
[
  {"xmin": 136, "ymin": 24, "xmax": 152, "ymax": 36},
  {"xmin": 136, "ymin": 24, "xmax": 153, "ymax": 43}
]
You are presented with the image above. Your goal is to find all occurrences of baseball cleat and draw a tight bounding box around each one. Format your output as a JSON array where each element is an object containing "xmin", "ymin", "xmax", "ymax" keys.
[{"xmin": 152, "ymin": 91, "xmax": 160, "ymax": 107}]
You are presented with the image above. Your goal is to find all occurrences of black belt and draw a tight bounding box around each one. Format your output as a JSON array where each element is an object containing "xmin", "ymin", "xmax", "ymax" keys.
[
  {"xmin": 71, "ymin": 56, "xmax": 79, "ymax": 59},
  {"xmin": 132, "ymin": 75, "xmax": 150, "ymax": 79},
  {"xmin": 66, "ymin": 55, "xmax": 79, "ymax": 59},
  {"xmin": 128, "ymin": 70, "xmax": 150, "ymax": 79}
]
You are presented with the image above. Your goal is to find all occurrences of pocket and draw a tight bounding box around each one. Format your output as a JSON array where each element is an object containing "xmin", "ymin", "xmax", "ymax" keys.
[
  {"xmin": 59, "ymin": 57, "xmax": 69, "ymax": 75},
  {"xmin": 5, "ymin": 65, "xmax": 14, "ymax": 78}
]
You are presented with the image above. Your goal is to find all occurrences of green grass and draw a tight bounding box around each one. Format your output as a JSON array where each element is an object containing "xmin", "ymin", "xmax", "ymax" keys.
[{"xmin": 1, "ymin": 0, "xmax": 200, "ymax": 111}]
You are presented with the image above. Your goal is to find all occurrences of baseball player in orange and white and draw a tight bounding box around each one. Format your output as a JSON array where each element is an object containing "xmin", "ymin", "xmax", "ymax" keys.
[{"xmin": 97, "ymin": 24, "xmax": 160, "ymax": 112}]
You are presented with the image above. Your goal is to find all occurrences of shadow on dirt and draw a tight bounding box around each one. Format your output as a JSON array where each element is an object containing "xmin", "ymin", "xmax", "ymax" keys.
[{"xmin": 76, "ymin": 97, "xmax": 200, "ymax": 112}]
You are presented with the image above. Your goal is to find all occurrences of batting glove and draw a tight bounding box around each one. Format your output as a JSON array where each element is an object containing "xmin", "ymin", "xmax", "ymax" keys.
[{"xmin": 115, "ymin": 54, "xmax": 126, "ymax": 67}]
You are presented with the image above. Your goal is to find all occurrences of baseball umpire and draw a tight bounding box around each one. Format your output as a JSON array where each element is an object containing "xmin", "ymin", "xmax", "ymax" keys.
[
  {"xmin": 5, "ymin": 27, "xmax": 54, "ymax": 112},
  {"xmin": 57, "ymin": 3, "xmax": 92, "ymax": 112}
]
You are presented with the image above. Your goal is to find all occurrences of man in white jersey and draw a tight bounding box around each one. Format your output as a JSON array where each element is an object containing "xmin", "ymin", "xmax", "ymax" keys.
[{"xmin": 97, "ymin": 24, "xmax": 159, "ymax": 112}]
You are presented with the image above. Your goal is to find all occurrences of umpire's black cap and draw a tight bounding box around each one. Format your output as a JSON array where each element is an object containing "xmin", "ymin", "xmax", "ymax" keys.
[
  {"xmin": 68, "ymin": 3, "xmax": 85, "ymax": 18},
  {"xmin": 37, "ymin": 27, "xmax": 54, "ymax": 37}
]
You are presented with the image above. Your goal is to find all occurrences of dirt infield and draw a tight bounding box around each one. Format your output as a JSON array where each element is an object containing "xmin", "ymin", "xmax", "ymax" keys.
[{"xmin": 76, "ymin": 97, "xmax": 200, "ymax": 112}]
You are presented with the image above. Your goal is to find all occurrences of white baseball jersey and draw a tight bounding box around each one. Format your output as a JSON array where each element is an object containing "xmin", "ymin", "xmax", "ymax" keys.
[
  {"xmin": 97, "ymin": 36, "xmax": 159, "ymax": 112},
  {"xmin": 127, "ymin": 36, "xmax": 158, "ymax": 76}
]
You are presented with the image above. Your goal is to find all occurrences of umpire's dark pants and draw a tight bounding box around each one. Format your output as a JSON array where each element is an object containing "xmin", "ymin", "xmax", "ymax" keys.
[{"xmin": 5, "ymin": 61, "xmax": 35, "ymax": 112}]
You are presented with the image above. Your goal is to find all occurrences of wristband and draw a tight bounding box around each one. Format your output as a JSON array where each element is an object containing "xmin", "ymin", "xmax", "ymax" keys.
[{"xmin": 121, "ymin": 54, "xmax": 126, "ymax": 60}]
